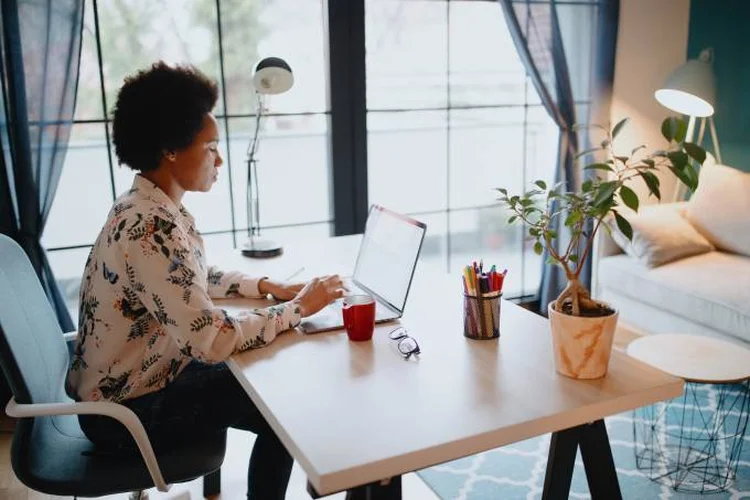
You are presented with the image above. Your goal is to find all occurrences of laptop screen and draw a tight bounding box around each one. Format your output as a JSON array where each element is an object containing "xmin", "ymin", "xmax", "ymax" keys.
[{"xmin": 353, "ymin": 206, "xmax": 426, "ymax": 312}]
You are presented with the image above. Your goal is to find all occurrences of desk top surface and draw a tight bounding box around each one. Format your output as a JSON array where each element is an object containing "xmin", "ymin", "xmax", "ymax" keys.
[{"xmin": 216, "ymin": 236, "xmax": 683, "ymax": 495}]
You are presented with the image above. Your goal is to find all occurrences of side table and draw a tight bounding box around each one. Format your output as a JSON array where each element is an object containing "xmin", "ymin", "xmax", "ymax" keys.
[{"xmin": 627, "ymin": 334, "xmax": 750, "ymax": 492}]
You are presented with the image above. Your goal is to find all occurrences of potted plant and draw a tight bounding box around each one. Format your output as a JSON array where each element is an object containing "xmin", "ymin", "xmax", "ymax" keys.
[{"xmin": 496, "ymin": 117, "xmax": 705, "ymax": 379}]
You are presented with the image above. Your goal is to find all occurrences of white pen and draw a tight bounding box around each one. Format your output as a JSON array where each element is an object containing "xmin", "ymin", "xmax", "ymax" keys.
[{"xmin": 284, "ymin": 266, "xmax": 305, "ymax": 282}]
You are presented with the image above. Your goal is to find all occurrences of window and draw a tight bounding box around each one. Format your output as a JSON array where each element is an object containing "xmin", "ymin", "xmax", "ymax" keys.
[
  {"xmin": 44, "ymin": 0, "xmax": 331, "ymax": 321},
  {"xmin": 44, "ymin": 0, "xmax": 571, "ymax": 321},
  {"xmin": 366, "ymin": 0, "xmax": 559, "ymax": 297}
]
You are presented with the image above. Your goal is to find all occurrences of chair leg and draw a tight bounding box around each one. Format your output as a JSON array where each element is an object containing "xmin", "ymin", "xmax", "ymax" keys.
[{"xmin": 203, "ymin": 468, "xmax": 221, "ymax": 497}]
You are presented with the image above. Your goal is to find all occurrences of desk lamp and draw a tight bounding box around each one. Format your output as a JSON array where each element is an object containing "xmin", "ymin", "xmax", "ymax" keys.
[
  {"xmin": 655, "ymin": 48, "xmax": 721, "ymax": 200},
  {"xmin": 242, "ymin": 57, "xmax": 294, "ymax": 258}
]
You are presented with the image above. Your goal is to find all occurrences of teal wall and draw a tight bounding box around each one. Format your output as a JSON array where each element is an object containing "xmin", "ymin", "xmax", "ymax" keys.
[{"xmin": 688, "ymin": 0, "xmax": 750, "ymax": 171}]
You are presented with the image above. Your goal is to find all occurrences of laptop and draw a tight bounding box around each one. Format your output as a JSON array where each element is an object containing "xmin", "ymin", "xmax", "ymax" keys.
[{"xmin": 300, "ymin": 205, "xmax": 427, "ymax": 334}]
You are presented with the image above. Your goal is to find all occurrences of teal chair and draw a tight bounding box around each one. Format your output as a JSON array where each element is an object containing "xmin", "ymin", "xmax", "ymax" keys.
[{"xmin": 0, "ymin": 233, "xmax": 224, "ymax": 497}]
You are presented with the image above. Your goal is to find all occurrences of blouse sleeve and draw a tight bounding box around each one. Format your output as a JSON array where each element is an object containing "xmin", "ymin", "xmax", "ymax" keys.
[{"xmin": 122, "ymin": 217, "xmax": 301, "ymax": 362}]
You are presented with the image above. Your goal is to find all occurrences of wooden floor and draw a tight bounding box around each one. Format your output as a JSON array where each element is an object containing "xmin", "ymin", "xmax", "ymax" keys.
[{"xmin": 0, "ymin": 327, "xmax": 643, "ymax": 499}]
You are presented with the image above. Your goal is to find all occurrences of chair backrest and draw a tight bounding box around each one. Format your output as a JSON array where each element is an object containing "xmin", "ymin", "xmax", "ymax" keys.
[{"xmin": 0, "ymin": 234, "xmax": 70, "ymax": 405}]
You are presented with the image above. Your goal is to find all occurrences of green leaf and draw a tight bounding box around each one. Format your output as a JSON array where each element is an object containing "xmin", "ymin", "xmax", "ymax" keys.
[
  {"xmin": 534, "ymin": 241, "xmax": 544, "ymax": 255},
  {"xmin": 581, "ymin": 180, "xmax": 593, "ymax": 192},
  {"xmin": 574, "ymin": 147, "xmax": 602, "ymax": 160},
  {"xmin": 547, "ymin": 230, "xmax": 558, "ymax": 239},
  {"xmin": 683, "ymin": 142, "xmax": 707, "ymax": 164},
  {"xmin": 584, "ymin": 163, "xmax": 614, "ymax": 172},
  {"xmin": 508, "ymin": 215, "xmax": 518, "ymax": 225},
  {"xmin": 661, "ymin": 116, "xmax": 679, "ymax": 142},
  {"xmin": 600, "ymin": 139, "xmax": 611, "ymax": 148},
  {"xmin": 667, "ymin": 165, "xmax": 696, "ymax": 192},
  {"xmin": 684, "ymin": 164, "xmax": 699, "ymax": 191},
  {"xmin": 642, "ymin": 159, "xmax": 655, "ymax": 168},
  {"xmin": 569, "ymin": 254, "xmax": 579, "ymax": 263},
  {"xmin": 619, "ymin": 185, "xmax": 639, "ymax": 212},
  {"xmin": 641, "ymin": 171, "xmax": 661, "ymax": 200},
  {"xmin": 496, "ymin": 188, "xmax": 508, "ymax": 196},
  {"xmin": 594, "ymin": 181, "xmax": 618, "ymax": 207},
  {"xmin": 674, "ymin": 118, "xmax": 688, "ymax": 143},
  {"xmin": 611, "ymin": 118, "xmax": 629, "ymax": 139},
  {"xmin": 613, "ymin": 211, "xmax": 633, "ymax": 240},
  {"xmin": 564, "ymin": 212, "xmax": 581, "ymax": 227},
  {"xmin": 534, "ymin": 180, "xmax": 547, "ymax": 190},
  {"xmin": 668, "ymin": 151, "xmax": 688, "ymax": 169},
  {"xmin": 631, "ymin": 144, "xmax": 646, "ymax": 156},
  {"xmin": 615, "ymin": 156, "xmax": 629, "ymax": 164}
]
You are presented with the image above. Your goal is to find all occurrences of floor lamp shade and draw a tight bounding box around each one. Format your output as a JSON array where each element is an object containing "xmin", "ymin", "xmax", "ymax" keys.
[{"xmin": 654, "ymin": 48, "xmax": 716, "ymax": 117}]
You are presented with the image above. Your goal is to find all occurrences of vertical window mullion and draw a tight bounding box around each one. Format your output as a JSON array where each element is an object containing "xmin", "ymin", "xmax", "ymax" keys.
[{"xmin": 91, "ymin": 0, "xmax": 116, "ymax": 203}]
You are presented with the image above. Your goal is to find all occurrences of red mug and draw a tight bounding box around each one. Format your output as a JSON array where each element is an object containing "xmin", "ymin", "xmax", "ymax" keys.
[{"xmin": 342, "ymin": 295, "xmax": 376, "ymax": 341}]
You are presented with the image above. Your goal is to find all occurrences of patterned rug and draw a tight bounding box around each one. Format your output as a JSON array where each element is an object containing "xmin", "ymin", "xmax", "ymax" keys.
[{"xmin": 418, "ymin": 384, "xmax": 750, "ymax": 499}]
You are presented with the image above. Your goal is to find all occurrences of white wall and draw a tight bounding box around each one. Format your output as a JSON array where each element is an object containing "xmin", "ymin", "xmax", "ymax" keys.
[
  {"xmin": 610, "ymin": 0, "xmax": 691, "ymax": 203},
  {"xmin": 594, "ymin": 0, "xmax": 691, "ymax": 293}
]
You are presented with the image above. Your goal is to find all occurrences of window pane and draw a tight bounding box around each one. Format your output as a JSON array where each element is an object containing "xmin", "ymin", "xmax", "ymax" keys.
[
  {"xmin": 47, "ymin": 247, "xmax": 92, "ymax": 325},
  {"xmin": 366, "ymin": 0, "xmax": 448, "ymax": 110},
  {"xmin": 411, "ymin": 212, "xmax": 448, "ymax": 273},
  {"xmin": 42, "ymin": 124, "xmax": 113, "ymax": 249},
  {"xmin": 219, "ymin": 0, "xmax": 327, "ymax": 115},
  {"xmin": 75, "ymin": 0, "xmax": 105, "ymax": 120},
  {"xmin": 227, "ymin": 114, "xmax": 331, "ymax": 231},
  {"xmin": 448, "ymin": 206, "xmax": 527, "ymax": 297},
  {"xmin": 368, "ymin": 111, "xmax": 447, "ymax": 214},
  {"xmin": 96, "ymin": 0, "xmax": 223, "ymax": 118},
  {"xmin": 260, "ymin": 222, "xmax": 333, "ymax": 245},
  {"xmin": 526, "ymin": 106, "xmax": 559, "ymax": 189},
  {"xmin": 449, "ymin": 1, "xmax": 526, "ymax": 107},
  {"xmin": 449, "ymin": 107, "xmax": 525, "ymax": 209}
]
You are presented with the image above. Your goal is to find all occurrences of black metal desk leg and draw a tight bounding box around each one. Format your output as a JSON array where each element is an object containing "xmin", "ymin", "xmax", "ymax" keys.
[
  {"xmin": 345, "ymin": 476, "xmax": 402, "ymax": 500},
  {"xmin": 579, "ymin": 419, "xmax": 622, "ymax": 500},
  {"xmin": 542, "ymin": 425, "xmax": 581, "ymax": 500},
  {"xmin": 203, "ymin": 468, "xmax": 221, "ymax": 497}
]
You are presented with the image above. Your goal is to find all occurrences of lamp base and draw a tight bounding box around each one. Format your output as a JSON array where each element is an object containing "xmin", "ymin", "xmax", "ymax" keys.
[{"xmin": 241, "ymin": 237, "xmax": 283, "ymax": 258}]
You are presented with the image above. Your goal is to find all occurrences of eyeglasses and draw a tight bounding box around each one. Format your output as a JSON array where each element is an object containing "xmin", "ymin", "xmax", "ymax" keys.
[{"xmin": 388, "ymin": 327, "xmax": 421, "ymax": 359}]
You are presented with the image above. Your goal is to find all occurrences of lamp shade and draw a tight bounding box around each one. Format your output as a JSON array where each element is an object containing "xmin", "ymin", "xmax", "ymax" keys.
[
  {"xmin": 654, "ymin": 48, "xmax": 716, "ymax": 117},
  {"xmin": 252, "ymin": 57, "xmax": 294, "ymax": 95}
]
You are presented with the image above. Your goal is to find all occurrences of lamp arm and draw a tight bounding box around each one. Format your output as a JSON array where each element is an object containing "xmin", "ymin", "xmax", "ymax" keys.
[{"xmin": 246, "ymin": 93, "xmax": 264, "ymax": 238}]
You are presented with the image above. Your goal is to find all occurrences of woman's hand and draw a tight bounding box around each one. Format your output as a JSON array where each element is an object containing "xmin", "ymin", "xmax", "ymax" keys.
[
  {"xmin": 258, "ymin": 279, "xmax": 305, "ymax": 301},
  {"xmin": 292, "ymin": 275, "xmax": 347, "ymax": 317}
]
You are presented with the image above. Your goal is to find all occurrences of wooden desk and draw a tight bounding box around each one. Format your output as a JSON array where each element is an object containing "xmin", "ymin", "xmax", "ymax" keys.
[{"xmin": 216, "ymin": 236, "xmax": 683, "ymax": 499}]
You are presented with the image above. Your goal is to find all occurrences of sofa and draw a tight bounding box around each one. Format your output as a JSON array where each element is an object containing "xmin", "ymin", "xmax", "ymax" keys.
[{"xmin": 594, "ymin": 163, "xmax": 750, "ymax": 348}]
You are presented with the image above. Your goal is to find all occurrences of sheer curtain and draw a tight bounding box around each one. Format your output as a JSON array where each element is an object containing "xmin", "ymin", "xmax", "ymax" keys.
[
  {"xmin": 0, "ymin": 0, "xmax": 84, "ymax": 331},
  {"xmin": 499, "ymin": 0, "xmax": 619, "ymax": 313}
]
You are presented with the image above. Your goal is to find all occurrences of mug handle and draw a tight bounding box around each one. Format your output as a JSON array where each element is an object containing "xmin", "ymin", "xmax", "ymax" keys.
[{"xmin": 342, "ymin": 302, "xmax": 352, "ymax": 331}]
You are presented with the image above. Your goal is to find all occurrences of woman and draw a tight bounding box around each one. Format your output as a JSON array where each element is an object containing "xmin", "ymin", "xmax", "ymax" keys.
[{"xmin": 66, "ymin": 61, "xmax": 345, "ymax": 499}]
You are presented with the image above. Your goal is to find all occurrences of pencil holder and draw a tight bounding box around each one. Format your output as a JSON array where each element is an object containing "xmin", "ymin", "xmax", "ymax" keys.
[{"xmin": 463, "ymin": 292, "xmax": 501, "ymax": 340}]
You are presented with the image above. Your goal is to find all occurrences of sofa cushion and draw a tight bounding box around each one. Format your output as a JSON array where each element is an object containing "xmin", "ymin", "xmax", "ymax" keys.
[
  {"xmin": 685, "ymin": 164, "xmax": 750, "ymax": 257},
  {"xmin": 598, "ymin": 252, "xmax": 750, "ymax": 343},
  {"xmin": 610, "ymin": 203, "xmax": 714, "ymax": 267}
]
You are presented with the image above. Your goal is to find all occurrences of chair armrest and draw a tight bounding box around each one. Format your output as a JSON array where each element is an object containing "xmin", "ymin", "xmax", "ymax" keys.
[
  {"xmin": 5, "ymin": 397, "xmax": 169, "ymax": 492},
  {"xmin": 63, "ymin": 331, "xmax": 78, "ymax": 342}
]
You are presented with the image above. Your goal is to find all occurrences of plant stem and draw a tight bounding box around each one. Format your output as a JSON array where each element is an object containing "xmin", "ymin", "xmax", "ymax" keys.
[{"xmin": 575, "ymin": 215, "xmax": 605, "ymax": 279}]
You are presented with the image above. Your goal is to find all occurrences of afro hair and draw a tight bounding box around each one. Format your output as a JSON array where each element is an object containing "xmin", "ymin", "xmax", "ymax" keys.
[{"xmin": 112, "ymin": 61, "xmax": 219, "ymax": 172}]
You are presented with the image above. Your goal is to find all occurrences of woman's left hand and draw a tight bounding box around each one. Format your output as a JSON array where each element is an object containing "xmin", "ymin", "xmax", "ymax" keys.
[{"xmin": 258, "ymin": 279, "xmax": 305, "ymax": 301}]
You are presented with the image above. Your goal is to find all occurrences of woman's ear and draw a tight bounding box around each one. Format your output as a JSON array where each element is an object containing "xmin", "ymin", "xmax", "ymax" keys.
[{"xmin": 164, "ymin": 150, "xmax": 177, "ymax": 162}]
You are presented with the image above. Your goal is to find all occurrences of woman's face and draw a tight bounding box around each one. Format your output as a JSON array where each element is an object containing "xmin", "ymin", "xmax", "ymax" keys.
[{"xmin": 170, "ymin": 113, "xmax": 223, "ymax": 193}]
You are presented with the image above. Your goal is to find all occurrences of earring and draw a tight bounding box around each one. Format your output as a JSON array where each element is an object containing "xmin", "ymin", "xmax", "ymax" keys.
[{"xmin": 166, "ymin": 151, "xmax": 177, "ymax": 162}]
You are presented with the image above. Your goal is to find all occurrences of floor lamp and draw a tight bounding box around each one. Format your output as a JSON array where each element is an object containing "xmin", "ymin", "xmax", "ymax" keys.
[
  {"xmin": 654, "ymin": 48, "xmax": 722, "ymax": 201},
  {"xmin": 242, "ymin": 57, "xmax": 294, "ymax": 258}
]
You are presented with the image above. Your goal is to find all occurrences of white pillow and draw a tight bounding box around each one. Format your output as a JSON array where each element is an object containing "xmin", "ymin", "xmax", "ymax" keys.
[
  {"xmin": 611, "ymin": 203, "xmax": 714, "ymax": 267},
  {"xmin": 685, "ymin": 164, "xmax": 750, "ymax": 257}
]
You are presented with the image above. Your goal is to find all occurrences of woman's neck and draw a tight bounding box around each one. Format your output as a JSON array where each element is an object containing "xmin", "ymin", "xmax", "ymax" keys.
[{"xmin": 140, "ymin": 169, "xmax": 184, "ymax": 205}]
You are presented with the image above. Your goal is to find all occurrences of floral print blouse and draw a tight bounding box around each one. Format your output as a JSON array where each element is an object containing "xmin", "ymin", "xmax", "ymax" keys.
[{"xmin": 67, "ymin": 175, "xmax": 301, "ymax": 403}]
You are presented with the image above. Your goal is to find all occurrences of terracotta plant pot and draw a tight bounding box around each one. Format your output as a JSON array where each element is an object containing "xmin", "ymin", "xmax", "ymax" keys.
[{"xmin": 548, "ymin": 302, "xmax": 618, "ymax": 379}]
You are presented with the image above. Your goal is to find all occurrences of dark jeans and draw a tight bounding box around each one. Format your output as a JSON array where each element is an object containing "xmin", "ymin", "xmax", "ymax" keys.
[{"xmin": 79, "ymin": 361, "xmax": 293, "ymax": 499}]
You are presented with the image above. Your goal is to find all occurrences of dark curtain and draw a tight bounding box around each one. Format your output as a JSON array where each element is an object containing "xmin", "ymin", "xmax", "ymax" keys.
[
  {"xmin": 499, "ymin": 0, "xmax": 619, "ymax": 313},
  {"xmin": 0, "ymin": 0, "xmax": 84, "ymax": 332}
]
